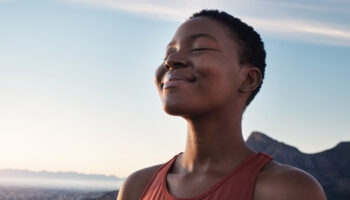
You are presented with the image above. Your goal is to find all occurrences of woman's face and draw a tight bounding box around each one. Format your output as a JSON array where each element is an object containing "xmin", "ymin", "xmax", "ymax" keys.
[{"xmin": 155, "ymin": 17, "xmax": 246, "ymax": 116}]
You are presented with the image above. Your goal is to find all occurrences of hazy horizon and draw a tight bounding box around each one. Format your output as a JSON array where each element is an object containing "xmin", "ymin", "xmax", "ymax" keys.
[
  {"xmin": 0, "ymin": 168, "xmax": 123, "ymax": 191},
  {"xmin": 1, "ymin": 131, "xmax": 348, "ymax": 178},
  {"xmin": 0, "ymin": 168, "xmax": 124, "ymax": 179}
]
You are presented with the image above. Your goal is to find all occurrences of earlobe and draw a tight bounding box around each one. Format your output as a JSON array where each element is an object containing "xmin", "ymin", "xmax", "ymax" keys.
[{"xmin": 239, "ymin": 67, "xmax": 262, "ymax": 93}]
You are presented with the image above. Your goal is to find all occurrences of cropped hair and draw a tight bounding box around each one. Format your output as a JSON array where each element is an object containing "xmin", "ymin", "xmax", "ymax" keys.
[{"xmin": 190, "ymin": 10, "xmax": 266, "ymax": 106}]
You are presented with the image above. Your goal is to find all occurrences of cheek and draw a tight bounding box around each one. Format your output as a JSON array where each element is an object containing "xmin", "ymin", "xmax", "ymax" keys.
[
  {"xmin": 196, "ymin": 58, "xmax": 236, "ymax": 87},
  {"xmin": 195, "ymin": 59, "xmax": 239, "ymax": 102}
]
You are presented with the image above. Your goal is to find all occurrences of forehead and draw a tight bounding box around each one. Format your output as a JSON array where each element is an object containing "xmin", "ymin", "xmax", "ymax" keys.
[{"xmin": 171, "ymin": 17, "xmax": 235, "ymax": 46}]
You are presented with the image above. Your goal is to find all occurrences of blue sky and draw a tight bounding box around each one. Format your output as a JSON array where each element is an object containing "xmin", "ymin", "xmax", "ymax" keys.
[{"xmin": 0, "ymin": 0, "xmax": 349, "ymax": 178}]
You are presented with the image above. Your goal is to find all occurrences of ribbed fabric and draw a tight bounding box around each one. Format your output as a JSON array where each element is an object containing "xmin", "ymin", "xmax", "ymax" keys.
[{"xmin": 139, "ymin": 152, "xmax": 272, "ymax": 200}]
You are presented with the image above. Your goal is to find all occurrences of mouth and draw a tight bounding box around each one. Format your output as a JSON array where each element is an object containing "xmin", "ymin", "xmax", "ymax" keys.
[{"xmin": 161, "ymin": 73, "xmax": 196, "ymax": 89}]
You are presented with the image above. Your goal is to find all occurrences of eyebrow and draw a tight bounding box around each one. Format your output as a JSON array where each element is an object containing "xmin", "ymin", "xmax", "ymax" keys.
[
  {"xmin": 167, "ymin": 33, "xmax": 218, "ymax": 48},
  {"xmin": 188, "ymin": 33, "xmax": 218, "ymax": 43}
]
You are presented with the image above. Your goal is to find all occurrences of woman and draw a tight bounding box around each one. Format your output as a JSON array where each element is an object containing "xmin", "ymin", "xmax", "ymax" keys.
[{"xmin": 118, "ymin": 10, "xmax": 327, "ymax": 200}]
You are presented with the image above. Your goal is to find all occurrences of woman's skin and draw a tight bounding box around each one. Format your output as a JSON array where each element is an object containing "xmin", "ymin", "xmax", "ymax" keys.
[{"xmin": 118, "ymin": 17, "xmax": 327, "ymax": 200}]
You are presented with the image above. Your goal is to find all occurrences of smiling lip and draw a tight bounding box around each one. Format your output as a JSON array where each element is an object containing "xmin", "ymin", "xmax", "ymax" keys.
[{"xmin": 162, "ymin": 74, "xmax": 195, "ymax": 89}]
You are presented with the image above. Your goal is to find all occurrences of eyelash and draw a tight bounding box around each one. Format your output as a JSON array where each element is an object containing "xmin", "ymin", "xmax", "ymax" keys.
[
  {"xmin": 192, "ymin": 48, "xmax": 211, "ymax": 51},
  {"xmin": 163, "ymin": 48, "xmax": 212, "ymax": 60}
]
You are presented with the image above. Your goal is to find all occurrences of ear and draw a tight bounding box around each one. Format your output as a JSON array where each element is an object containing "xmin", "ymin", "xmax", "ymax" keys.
[{"xmin": 239, "ymin": 66, "xmax": 262, "ymax": 93}]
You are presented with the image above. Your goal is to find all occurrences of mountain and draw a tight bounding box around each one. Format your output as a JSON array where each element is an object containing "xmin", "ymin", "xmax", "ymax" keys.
[
  {"xmin": 0, "ymin": 187, "xmax": 119, "ymax": 200},
  {"xmin": 0, "ymin": 170, "xmax": 122, "ymax": 199},
  {"xmin": 0, "ymin": 169, "xmax": 123, "ymax": 182},
  {"xmin": 246, "ymin": 131, "xmax": 350, "ymax": 200},
  {"xmin": 0, "ymin": 169, "xmax": 124, "ymax": 191}
]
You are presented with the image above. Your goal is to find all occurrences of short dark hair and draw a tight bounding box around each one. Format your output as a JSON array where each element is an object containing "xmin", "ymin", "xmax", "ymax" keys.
[{"xmin": 190, "ymin": 10, "xmax": 266, "ymax": 106}]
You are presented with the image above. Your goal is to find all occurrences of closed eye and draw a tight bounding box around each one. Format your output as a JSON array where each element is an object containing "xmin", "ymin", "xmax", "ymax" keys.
[{"xmin": 192, "ymin": 48, "xmax": 212, "ymax": 51}]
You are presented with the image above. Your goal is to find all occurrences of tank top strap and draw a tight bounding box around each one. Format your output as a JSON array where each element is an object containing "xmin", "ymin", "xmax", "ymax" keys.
[
  {"xmin": 138, "ymin": 153, "xmax": 180, "ymax": 200},
  {"xmin": 240, "ymin": 152, "xmax": 273, "ymax": 199}
]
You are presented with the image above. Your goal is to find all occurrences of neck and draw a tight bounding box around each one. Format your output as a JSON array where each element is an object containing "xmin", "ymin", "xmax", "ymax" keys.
[{"xmin": 180, "ymin": 108, "xmax": 254, "ymax": 173}]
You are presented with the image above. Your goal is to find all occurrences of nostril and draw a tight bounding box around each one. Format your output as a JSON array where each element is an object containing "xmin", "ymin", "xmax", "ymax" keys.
[
  {"xmin": 164, "ymin": 63, "xmax": 170, "ymax": 70},
  {"xmin": 165, "ymin": 61, "xmax": 185, "ymax": 71}
]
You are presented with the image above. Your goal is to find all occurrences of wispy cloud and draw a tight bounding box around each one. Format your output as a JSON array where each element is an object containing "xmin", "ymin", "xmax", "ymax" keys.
[
  {"xmin": 59, "ymin": 0, "xmax": 350, "ymax": 46},
  {"xmin": 59, "ymin": 0, "xmax": 195, "ymax": 21},
  {"xmin": 259, "ymin": 0, "xmax": 350, "ymax": 14},
  {"xmin": 244, "ymin": 17, "xmax": 350, "ymax": 46}
]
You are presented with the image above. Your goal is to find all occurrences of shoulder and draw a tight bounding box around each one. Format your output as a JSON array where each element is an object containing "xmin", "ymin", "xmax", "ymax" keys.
[
  {"xmin": 117, "ymin": 164, "xmax": 163, "ymax": 200},
  {"xmin": 254, "ymin": 160, "xmax": 327, "ymax": 200}
]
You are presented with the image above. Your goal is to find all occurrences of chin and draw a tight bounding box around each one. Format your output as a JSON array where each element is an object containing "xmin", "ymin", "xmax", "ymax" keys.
[
  {"xmin": 163, "ymin": 104, "xmax": 187, "ymax": 116},
  {"xmin": 160, "ymin": 94, "xmax": 212, "ymax": 117},
  {"xmin": 162, "ymin": 101, "xmax": 194, "ymax": 116},
  {"xmin": 162, "ymin": 102, "xmax": 206, "ymax": 117}
]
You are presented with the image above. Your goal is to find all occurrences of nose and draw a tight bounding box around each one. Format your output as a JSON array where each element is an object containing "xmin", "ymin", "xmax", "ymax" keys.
[{"xmin": 164, "ymin": 53, "xmax": 188, "ymax": 71}]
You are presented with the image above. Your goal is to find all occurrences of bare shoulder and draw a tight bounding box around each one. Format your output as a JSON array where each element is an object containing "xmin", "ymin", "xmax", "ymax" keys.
[
  {"xmin": 254, "ymin": 160, "xmax": 327, "ymax": 200},
  {"xmin": 117, "ymin": 164, "xmax": 163, "ymax": 200}
]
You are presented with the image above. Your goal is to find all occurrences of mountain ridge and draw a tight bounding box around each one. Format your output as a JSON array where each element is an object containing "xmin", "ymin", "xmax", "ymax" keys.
[
  {"xmin": 246, "ymin": 131, "xmax": 350, "ymax": 200},
  {"xmin": 0, "ymin": 168, "xmax": 123, "ymax": 182}
]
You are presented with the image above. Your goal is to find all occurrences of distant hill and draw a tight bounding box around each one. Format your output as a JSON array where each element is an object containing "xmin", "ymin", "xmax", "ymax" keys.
[
  {"xmin": 246, "ymin": 131, "xmax": 350, "ymax": 200},
  {"xmin": 0, "ymin": 169, "xmax": 124, "ymax": 191},
  {"xmin": 0, "ymin": 169, "xmax": 123, "ymax": 182},
  {"xmin": 0, "ymin": 187, "xmax": 119, "ymax": 200}
]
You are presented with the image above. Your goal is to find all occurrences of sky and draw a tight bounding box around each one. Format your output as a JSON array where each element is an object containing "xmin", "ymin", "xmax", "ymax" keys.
[{"xmin": 0, "ymin": 0, "xmax": 349, "ymax": 178}]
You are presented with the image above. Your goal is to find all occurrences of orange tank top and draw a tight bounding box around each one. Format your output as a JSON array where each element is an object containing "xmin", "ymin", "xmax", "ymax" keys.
[{"xmin": 139, "ymin": 152, "xmax": 272, "ymax": 200}]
